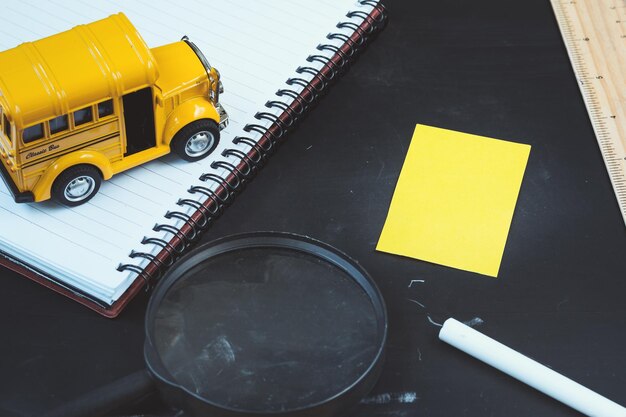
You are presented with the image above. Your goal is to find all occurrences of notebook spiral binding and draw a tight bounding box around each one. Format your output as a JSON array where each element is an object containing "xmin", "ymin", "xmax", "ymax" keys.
[{"xmin": 118, "ymin": 0, "xmax": 388, "ymax": 289}]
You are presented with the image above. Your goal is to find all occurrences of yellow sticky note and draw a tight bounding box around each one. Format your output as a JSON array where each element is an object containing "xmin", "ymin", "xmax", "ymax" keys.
[{"xmin": 377, "ymin": 124, "xmax": 531, "ymax": 277}]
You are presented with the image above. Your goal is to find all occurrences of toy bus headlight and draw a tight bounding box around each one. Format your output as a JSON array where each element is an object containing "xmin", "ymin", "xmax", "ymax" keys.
[{"xmin": 218, "ymin": 80, "xmax": 224, "ymax": 94}]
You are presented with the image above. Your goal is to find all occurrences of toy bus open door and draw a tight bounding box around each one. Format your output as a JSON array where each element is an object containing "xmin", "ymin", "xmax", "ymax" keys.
[{"xmin": 0, "ymin": 13, "xmax": 228, "ymax": 206}]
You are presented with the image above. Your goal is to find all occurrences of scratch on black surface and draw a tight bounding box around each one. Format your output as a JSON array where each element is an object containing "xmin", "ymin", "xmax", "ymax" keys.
[
  {"xmin": 407, "ymin": 298, "xmax": 425, "ymax": 308},
  {"xmin": 361, "ymin": 392, "xmax": 419, "ymax": 405},
  {"xmin": 376, "ymin": 160, "xmax": 386, "ymax": 180},
  {"xmin": 408, "ymin": 279, "xmax": 425, "ymax": 288},
  {"xmin": 427, "ymin": 315, "xmax": 443, "ymax": 327}
]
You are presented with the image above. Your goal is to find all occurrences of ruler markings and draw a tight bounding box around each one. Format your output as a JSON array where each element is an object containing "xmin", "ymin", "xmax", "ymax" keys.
[{"xmin": 551, "ymin": 0, "xmax": 626, "ymax": 221}]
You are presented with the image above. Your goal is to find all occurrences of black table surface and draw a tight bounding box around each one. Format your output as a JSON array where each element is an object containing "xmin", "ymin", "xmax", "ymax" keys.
[{"xmin": 2, "ymin": 1, "xmax": 625, "ymax": 416}]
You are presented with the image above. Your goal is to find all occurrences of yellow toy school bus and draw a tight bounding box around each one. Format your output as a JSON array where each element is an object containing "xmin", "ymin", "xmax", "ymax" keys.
[{"xmin": 0, "ymin": 13, "xmax": 228, "ymax": 206}]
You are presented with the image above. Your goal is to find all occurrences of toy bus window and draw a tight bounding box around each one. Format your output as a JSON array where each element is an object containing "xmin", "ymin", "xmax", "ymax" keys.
[
  {"xmin": 3, "ymin": 114, "xmax": 10, "ymax": 141},
  {"xmin": 74, "ymin": 107, "xmax": 93, "ymax": 126},
  {"xmin": 98, "ymin": 99, "xmax": 114, "ymax": 118},
  {"xmin": 23, "ymin": 124, "xmax": 44, "ymax": 143},
  {"xmin": 49, "ymin": 115, "xmax": 69, "ymax": 135}
]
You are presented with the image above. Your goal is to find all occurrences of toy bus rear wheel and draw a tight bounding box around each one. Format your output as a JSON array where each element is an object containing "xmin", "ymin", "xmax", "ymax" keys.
[
  {"xmin": 172, "ymin": 119, "xmax": 220, "ymax": 162},
  {"xmin": 52, "ymin": 165, "xmax": 102, "ymax": 207}
]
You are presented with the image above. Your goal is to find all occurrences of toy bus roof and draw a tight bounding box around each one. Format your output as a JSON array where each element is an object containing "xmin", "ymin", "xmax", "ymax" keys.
[{"xmin": 0, "ymin": 13, "xmax": 159, "ymax": 129}]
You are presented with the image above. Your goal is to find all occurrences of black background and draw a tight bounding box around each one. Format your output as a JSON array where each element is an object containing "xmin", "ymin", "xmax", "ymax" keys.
[{"xmin": 1, "ymin": 0, "xmax": 626, "ymax": 416}]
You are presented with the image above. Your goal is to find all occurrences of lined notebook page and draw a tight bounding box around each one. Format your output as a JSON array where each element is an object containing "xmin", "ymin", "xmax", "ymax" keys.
[{"xmin": 0, "ymin": 0, "xmax": 373, "ymax": 303}]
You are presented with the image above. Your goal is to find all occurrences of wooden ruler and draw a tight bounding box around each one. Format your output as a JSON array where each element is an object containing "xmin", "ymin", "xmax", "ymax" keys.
[{"xmin": 551, "ymin": 0, "xmax": 626, "ymax": 225}]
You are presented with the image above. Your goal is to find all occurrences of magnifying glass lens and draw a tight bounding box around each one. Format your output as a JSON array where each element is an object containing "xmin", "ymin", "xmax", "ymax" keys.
[{"xmin": 152, "ymin": 246, "xmax": 380, "ymax": 413}]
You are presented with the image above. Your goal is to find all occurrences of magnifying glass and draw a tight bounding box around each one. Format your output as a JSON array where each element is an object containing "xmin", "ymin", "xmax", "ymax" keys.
[{"xmin": 43, "ymin": 232, "xmax": 388, "ymax": 417}]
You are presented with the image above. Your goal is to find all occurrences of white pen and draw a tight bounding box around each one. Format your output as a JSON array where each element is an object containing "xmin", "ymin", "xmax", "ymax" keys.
[{"xmin": 439, "ymin": 318, "xmax": 626, "ymax": 417}]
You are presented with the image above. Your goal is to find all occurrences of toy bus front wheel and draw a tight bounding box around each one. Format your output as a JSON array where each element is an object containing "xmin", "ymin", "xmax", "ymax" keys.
[
  {"xmin": 172, "ymin": 119, "xmax": 220, "ymax": 162},
  {"xmin": 51, "ymin": 165, "xmax": 102, "ymax": 207}
]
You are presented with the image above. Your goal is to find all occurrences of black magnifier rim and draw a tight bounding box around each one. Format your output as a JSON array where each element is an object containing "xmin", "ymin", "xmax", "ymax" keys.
[{"xmin": 143, "ymin": 232, "xmax": 388, "ymax": 417}]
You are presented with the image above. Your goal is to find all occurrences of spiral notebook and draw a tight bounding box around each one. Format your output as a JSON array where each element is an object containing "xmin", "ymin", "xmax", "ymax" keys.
[{"xmin": 0, "ymin": 1, "xmax": 386, "ymax": 317}]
